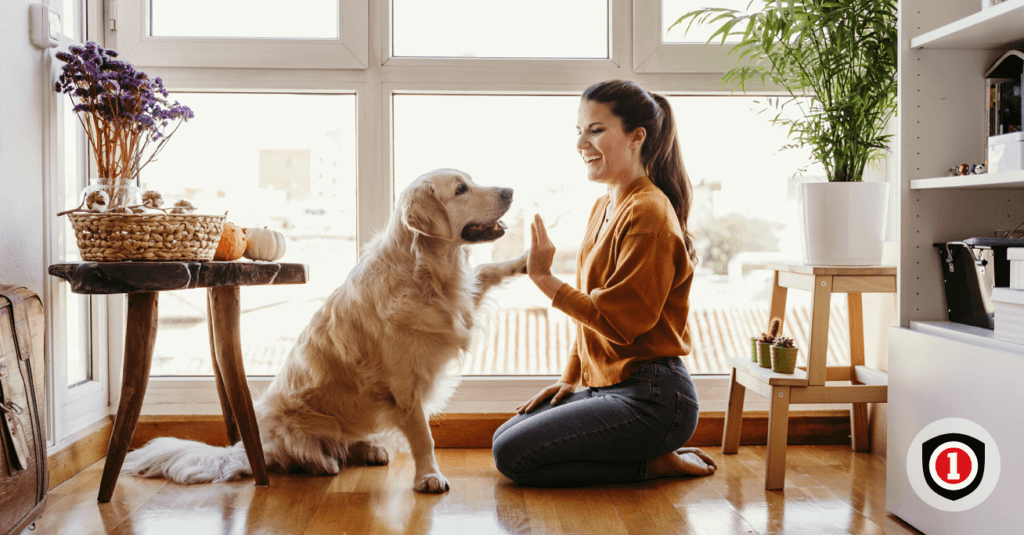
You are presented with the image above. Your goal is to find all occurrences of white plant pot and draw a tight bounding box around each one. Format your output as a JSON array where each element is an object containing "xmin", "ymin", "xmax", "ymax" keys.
[{"xmin": 800, "ymin": 181, "xmax": 890, "ymax": 266}]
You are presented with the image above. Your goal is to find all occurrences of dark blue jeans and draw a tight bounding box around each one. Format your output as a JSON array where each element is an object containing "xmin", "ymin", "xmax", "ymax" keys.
[{"xmin": 492, "ymin": 357, "xmax": 699, "ymax": 487}]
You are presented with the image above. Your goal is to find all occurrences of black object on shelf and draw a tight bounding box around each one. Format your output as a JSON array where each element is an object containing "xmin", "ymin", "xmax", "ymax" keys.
[{"xmin": 934, "ymin": 238, "xmax": 1024, "ymax": 330}]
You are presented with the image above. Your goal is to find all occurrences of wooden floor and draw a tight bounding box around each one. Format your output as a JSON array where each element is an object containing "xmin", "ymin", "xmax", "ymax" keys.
[{"xmin": 31, "ymin": 446, "xmax": 922, "ymax": 535}]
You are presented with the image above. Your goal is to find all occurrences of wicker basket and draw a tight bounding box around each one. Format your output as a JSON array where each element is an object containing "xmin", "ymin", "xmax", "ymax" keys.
[{"xmin": 68, "ymin": 212, "xmax": 226, "ymax": 261}]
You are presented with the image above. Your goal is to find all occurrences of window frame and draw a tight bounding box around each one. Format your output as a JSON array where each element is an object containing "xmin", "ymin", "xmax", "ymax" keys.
[
  {"xmin": 110, "ymin": 0, "xmax": 368, "ymax": 69},
  {"xmin": 88, "ymin": 0, "xmax": 883, "ymax": 418},
  {"xmin": 43, "ymin": 0, "xmax": 113, "ymax": 447},
  {"xmin": 634, "ymin": 0, "xmax": 751, "ymax": 74}
]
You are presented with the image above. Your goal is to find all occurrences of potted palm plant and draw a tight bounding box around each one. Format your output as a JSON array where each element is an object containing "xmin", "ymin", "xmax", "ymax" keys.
[{"xmin": 672, "ymin": 0, "xmax": 897, "ymax": 265}]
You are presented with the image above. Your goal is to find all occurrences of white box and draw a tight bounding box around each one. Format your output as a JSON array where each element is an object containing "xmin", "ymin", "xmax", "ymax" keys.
[
  {"xmin": 991, "ymin": 287, "xmax": 1024, "ymax": 344},
  {"xmin": 987, "ymin": 132, "xmax": 1024, "ymax": 173},
  {"xmin": 1011, "ymin": 248, "xmax": 1024, "ymax": 290}
]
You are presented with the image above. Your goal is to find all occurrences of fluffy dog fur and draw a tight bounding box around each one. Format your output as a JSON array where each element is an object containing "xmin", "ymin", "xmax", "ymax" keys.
[{"xmin": 123, "ymin": 169, "xmax": 528, "ymax": 493}]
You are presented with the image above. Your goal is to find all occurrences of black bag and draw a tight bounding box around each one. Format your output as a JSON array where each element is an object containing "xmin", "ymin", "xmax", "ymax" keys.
[
  {"xmin": 0, "ymin": 286, "xmax": 48, "ymax": 535},
  {"xmin": 934, "ymin": 238, "xmax": 1024, "ymax": 329}
]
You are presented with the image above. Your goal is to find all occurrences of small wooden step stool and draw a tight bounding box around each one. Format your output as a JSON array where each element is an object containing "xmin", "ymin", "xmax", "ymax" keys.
[{"xmin": 722, "ymin": 263, "xmax": 896, "ymax": 490}]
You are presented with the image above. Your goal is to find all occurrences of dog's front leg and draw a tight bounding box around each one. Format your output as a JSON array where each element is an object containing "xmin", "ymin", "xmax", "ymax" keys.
[
  {"xmin": 394, "ymin": 404, "xmax": 450, "ymax": 493},
  {"xmin": 473, "ymin": 250, "xmax": 529, "ymax": 307}
]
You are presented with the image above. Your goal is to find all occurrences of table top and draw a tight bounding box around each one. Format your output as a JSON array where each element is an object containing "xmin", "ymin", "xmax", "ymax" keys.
[
  {"xmin": 766, "ymin": 263, "xmax": 897, "ymax": 276},
  {"xmin": 48, "ymin": 261, "xmax": 308, "ymax": 295}
]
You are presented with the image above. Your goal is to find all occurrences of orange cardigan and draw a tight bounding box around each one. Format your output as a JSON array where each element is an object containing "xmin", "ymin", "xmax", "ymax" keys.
[{"xmin": 552, "ymin": 176, "xmax": 694, "ymax": 387}]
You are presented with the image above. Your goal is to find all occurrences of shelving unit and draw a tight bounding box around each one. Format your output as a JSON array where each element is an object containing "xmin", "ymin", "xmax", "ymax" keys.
[{"xmin": 891, "ymin": 2, "xmax": 1024, "ymax": 533}]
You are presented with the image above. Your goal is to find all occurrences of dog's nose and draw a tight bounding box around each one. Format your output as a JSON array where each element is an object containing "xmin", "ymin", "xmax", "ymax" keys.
[{"xmin": 500, "ymin": 188, "xmax": 513, "ymax": 202}]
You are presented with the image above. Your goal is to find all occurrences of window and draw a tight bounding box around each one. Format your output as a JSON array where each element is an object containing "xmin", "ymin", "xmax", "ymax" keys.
[
  {"xmin": 111, "ymin": 0, "xmax": 367, "ymax": 68},
  {"xmin": 95, "ymin": 0, "xmax": 888, "ymax": 416},
  {"xmin": 45, "ymin": 0, "xmax": 111, "ymax": 444},
  {"xmin": 138, "ymin": 93, "xmax": 358, "ymax": 376},
  {"xmin": 634, "ymin": 0, "xmax": 753, "ymax": 73},
  {"xmin": 391, "ymin": 0, "xmax": 608, "ymax": 59},
  {"xmin": 661, "ymin": 0, "xmax": 748, "ymax": 44},
  {"xmin": 150, "ymin": 0, "xmax": 339, "ymax": 39}
]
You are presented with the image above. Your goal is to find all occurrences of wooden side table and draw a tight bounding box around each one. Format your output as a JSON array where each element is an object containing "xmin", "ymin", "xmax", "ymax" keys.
[
  {"xmin": 721, "ymin": 263, "xmax": 896, "ymax": 489},
  {"xmin": 48, "ymin": 261, "xmax": 308, "ymax": 502}
]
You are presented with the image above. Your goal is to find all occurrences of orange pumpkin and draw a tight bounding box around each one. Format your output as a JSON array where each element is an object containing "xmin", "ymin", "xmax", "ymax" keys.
[{"xmin": 213, "ymin": 222, "xmax": 247, "ymax": 261}]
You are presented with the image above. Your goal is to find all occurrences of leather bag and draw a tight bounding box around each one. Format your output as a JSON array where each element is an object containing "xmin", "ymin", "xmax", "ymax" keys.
[{"xmin": 0, "ymin": 286, "xmax": 48, "ymax": 535}]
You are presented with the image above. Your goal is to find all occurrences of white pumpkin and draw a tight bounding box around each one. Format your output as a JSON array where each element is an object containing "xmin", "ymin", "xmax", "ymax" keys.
[{"xmin": 243, "ymin": 227, "xmax": 287, "ymax": 261}]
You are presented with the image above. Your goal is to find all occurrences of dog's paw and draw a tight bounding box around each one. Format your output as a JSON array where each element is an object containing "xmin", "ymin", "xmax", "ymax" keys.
[
  {"xmin": 365, "ymin": 445, "xmax": 390, "ymax": 466},
  {"xmin": 511, "ymin": 250, "xmax": 529, "ymax": 275},
  {"xmin": 414, "ymin": 473, "xmax": 451, "ymax": 493}
]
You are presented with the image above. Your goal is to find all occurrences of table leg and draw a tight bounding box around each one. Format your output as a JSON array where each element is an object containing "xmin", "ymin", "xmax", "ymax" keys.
[
  {"xmin": 765, "ymin": 385, "xmax": 791, "ymax": 490},
  {"xmin": 207, "ymin": 294, "xmax": 240, "ymax": 445},
  {"xmin": 209, "ymin": 286, "xmax": 269, "ymax": 486},
  {"xmin": 721, "ymin": 367, "xmax": 746, "ymax": 454},
  {"xmin": 768, "ymin": 270, "xmax": 788, "ymax": 333},
  {"xmin": 848, "ymin": 292, "xmax": 870, "ymax": 452},
  {"xmin": 98, "ymin": 292, "xmax": 158, "ymax": 503}
]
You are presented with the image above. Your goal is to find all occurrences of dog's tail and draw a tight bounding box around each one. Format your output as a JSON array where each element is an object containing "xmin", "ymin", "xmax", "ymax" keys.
[{"xmin": 122, "ymin": 437, "xmax": 252, "ymax": 484}]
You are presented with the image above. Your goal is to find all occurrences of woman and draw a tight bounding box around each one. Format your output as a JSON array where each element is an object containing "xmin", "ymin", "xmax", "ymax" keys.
[{"xmin": 492, "ymin": 80, "xmax": 717, "ymax": 486}]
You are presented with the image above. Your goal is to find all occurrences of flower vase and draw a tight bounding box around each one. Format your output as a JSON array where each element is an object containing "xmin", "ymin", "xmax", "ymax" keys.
[{"xmin": 80, "ymin": 177, "xmax": 139, "ymax": 213}]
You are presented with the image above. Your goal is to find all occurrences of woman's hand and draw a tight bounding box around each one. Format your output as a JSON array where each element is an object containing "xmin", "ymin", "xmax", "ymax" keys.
[
  {"xmin": 515, "ymin": 381, "xmax": 575, "ymax": 414},
  {"xmin": 528, "ymin": 214, "xmax": 556, "ymax": 280}
]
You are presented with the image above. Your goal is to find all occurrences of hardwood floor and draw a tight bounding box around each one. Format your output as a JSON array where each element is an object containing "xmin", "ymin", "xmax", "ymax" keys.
[{"xmin": 30, "ymin": 446, "xmax": 922, "ymax": 535}]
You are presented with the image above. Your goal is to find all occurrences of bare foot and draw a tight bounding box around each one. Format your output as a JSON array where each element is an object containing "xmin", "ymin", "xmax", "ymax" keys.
[{"xmin": 646, "ymin": 447, "xmax": 718, "ymax": 479}]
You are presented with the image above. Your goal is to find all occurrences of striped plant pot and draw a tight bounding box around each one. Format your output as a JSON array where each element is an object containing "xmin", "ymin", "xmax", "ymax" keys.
[
  {"xmin": 750, "ymin": 337, "xmax": 759, "ymax": 363},
  {"xmin": 771, "ymin": 346, "xmax": 799, "ymax": 374}
]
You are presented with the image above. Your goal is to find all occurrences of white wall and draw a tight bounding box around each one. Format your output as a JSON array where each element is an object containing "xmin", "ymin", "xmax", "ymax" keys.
[{"xmin": 0, "ymin": 0, "xmax": 48, "ymax": 296}]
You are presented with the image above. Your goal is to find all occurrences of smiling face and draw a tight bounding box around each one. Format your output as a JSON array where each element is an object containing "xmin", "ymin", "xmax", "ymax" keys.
[
  {"xmin": 401, "ymin": 169, "xmax": 512, "ymax": 243},
  {"xmin": 576, "ymin": 99, "xmax": 646, "ymax": 185}
]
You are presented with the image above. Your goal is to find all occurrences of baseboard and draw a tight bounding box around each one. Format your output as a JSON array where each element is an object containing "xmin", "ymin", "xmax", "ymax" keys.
[
  {"xmin": 43, "ymin": 410, "xmax": 858, "ymax": 490},
  {"xmin": 128, "ymin": 410, "xmax": 856, "ymax": 449},
  {"xmin": 47, "ymin": 416, "xmax": 113, "ymax": 490}
]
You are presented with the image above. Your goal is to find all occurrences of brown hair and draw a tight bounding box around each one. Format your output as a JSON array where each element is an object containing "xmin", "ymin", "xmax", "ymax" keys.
[{"xmin": 582, "ymin": 80, "xmax": 697, "ymax": 264}]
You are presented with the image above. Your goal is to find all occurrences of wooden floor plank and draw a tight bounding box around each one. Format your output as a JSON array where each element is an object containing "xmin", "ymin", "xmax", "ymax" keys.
[{"xmin": 35, "ymin": 447, "xmax": 923, "ymax": 535}]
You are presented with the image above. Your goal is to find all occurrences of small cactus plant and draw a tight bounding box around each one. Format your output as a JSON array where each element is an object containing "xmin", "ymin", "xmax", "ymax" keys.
[
  {"xmin": 758, "ymin": 317, "xmax": 782, "ymax": 343},
  {"xmin": 773, "ymin": 336, "xmax": 795, "ymax": 348}
]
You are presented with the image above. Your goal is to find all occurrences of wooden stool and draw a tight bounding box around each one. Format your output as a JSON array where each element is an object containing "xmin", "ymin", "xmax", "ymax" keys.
[
  {"xmin": 49, "ymin": 261, "xmax": 308, "ymax": 502},
  {"xmin": 721, "ymin": 263, "xmax": 895, "ymax": 490}
]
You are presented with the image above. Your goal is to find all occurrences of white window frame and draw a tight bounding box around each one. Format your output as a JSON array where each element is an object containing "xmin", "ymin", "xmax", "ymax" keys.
[
  {"xmin": 634, "ymin": 0, "xmax": 749, "ymax": 73},
  {"xmin": 96, "ymin": 0, "xmax": 862, "ymax": 418},
  {"xmin": 43, "ymin": 0, "xmax": 113, "ymax": 447},
  {"xmin": 109, "ymin": 0, "xmax": 368, "ymax": 69}
]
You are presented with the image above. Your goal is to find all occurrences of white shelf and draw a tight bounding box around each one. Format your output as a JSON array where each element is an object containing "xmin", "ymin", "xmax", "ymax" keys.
[
  {"xmin": 911, "ymin": 0, "xmax": 1024, "ymax": 50},
  {"xmin": 909, "ymin": 320, "xmax": 1024, "ymax": 354},
  {"xmin": 910, "ymin": 170, "xmax": 1024, "ymax": 189}
]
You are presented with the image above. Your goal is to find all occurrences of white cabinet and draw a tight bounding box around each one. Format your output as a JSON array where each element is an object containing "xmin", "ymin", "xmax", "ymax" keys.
[{"xmin": 891, "ymin": 1, "xmax": 1024, "ymax": 532}]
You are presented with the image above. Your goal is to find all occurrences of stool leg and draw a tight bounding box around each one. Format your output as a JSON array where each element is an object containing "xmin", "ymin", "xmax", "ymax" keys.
[
  {"xmin": 207, "ymin": 295, "xmax": 240, "ymax": 445},
  {"xmin": 209, "ymin": 286, "xmax": 269, "ymax": 486},
  {"xmin": 765, "ymin": 385, "xmax": 791, "ymax": 490},
  {"xmin": 768, "ymin": 270, "xmax": 788, "ymax": 333},
  {"xmin": 848, "ymin": 292, "xmax": 870, "ymax": 452},
  {"xmin": 98, "ymin": 292, "xmax": 158, "ymax": 503},
  {"xmin": 722, "ymin": 368, "xmax": 745, "ymax": 454}
]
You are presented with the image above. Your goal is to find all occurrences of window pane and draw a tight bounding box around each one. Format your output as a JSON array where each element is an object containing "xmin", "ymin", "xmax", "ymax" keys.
[
  {"xmin": 667, "ymin": 96, "xmax": 849, "ymax": 372},
  {"xmin": 662, "ymin": 0, "xmax": 748, "ymax": 44},
  {"xmin": 63, "ymin": 99, "xmax": 90, "ymax": 385},
  {"xmin": 140, "ymin": 94, "xmax": 357, "ymax": 376},
  {"xmin": 150, "ymin": 0, "xmax": 338, "ymax": 39},
  {"xmin": 62, "ymin": 0, "xmax": 79, "ymax": 41},
  {"xmin": 392, "ymin": 0, "xmax": 608, "ymax": 58},
  {"xmin": 395, "ymin": 94, "xmax": 849, "ymax": 376}
]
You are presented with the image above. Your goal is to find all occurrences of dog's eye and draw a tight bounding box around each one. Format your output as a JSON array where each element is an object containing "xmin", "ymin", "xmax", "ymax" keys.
[{"xmin": 455, "ymin": 183, "xmax": 468, "ymax": 195}]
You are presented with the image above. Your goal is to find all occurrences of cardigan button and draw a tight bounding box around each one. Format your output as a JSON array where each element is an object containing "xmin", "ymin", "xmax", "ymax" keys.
[{"xmin": 583, "ymin": 372, "xmax": 590, "ymax": 382}]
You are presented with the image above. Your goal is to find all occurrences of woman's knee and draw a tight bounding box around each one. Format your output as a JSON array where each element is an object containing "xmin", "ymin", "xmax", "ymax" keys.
[{"xmin": 491, "ymin": 428, "xmax": 522, "ymax": 480}]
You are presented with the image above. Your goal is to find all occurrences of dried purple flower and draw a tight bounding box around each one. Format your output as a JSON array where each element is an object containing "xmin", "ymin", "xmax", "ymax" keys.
[{"xmin": 53, "ymin": 41, "xmax": 194, "ymax": 182}]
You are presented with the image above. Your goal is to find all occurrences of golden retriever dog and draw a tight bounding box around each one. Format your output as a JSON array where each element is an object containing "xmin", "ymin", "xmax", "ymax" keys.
[{"xmin": 123, "ymin": 168, "xmax": 527, "ymax": 493}]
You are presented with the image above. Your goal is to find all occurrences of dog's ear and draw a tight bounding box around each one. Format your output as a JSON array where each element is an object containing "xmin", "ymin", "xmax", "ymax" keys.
[{"xmin": 403, "ymin": 182, "xmax": 452, "ymax": 240}]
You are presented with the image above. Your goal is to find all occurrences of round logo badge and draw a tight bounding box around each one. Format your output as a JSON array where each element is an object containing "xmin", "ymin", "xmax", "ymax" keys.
[{"xmin": 907, "ymin": 418, "xmax": 1000, "ymax": 512}]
